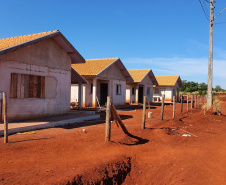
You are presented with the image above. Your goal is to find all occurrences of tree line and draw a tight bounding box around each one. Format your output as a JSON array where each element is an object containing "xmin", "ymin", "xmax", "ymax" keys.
[{"xmin": 179, "ymin": 80, "xmax": 225, "ymax": 95}]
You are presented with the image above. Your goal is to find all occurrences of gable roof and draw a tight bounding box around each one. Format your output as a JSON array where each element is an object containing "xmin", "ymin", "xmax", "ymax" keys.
[
  {"xmin": 71, "ymin": 68, "xmax": 87, "ymax": 84},
  {"xmin": 128, "ymin": 69, "xmax": 158, "ymax": 85},
  {"xmin": 155, "ymin": 75, "xmax": 182, "ymax": 87},
  {"xmin": 71, "ymin": 58, "xmax": 133, "ymax": 82},
  {"xmin": 0, "ymin": 30, "xmax": 85, "ymax": 64}
]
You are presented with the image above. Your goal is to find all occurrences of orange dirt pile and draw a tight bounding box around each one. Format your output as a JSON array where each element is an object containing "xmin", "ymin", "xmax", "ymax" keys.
[{"xmin": 1, "ymin": 101, "xmax": 226, "ymax": 184}]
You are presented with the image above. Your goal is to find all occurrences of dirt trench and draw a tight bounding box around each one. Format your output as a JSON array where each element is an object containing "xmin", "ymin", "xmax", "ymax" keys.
[{"xmin": 66, "ymin": 157, "xmax": 131, "ymax": 185}]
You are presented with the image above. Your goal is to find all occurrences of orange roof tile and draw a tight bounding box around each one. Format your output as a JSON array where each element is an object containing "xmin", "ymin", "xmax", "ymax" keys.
[
  {"xmin": 128, "ymin": 69, "xmax": 150, "ymax": 82},
  {"xmin": 155, "ymin": 75, "xmax": 181, "ymax": 86},
  {"xmin": 71, "ymin": 58, "xmax": 118, "ymax": 76},
  {"xmin": 0, "ymin": 30, "xmax": 58, "ymax": 50}
]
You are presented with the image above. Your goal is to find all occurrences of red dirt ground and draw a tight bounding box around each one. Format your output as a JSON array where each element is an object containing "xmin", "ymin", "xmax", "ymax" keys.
[{"xmin": 1, "ymin": 100, "xmax": 226, "ymax": 185}]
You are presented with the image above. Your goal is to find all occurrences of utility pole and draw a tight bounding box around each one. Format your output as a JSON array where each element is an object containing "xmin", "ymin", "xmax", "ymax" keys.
[
  {"xmin": 206, "ymin": 0, "xmax": 226, "ymax": 109},
  {"xmin": 207, "ymin": 0, "xmax": 214, "ymax": 109}
]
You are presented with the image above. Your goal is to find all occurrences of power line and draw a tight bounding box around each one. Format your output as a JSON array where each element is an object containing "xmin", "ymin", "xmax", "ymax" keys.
[
  {"xmin": 214, "ymin": 22, "xmax": 226, "ymax": 25},
  {"xmin": 198, "ymin": 0, "xmax": 210, "ymax": 22},
  {"xmin": 204, "ymin": 0, "xmax": 210, "ymax": 3},
  {"xmin": 202, "ymin": 0, "xmax": 210, "ymax": 16}
]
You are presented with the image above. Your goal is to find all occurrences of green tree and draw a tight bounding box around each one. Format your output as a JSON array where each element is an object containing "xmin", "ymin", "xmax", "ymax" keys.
[{"xmin": 214, "ymin": 85, "xmax": 223, "ymax": 92}]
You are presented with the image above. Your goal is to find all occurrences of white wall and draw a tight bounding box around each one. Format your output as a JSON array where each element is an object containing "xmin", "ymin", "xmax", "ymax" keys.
[
  {"xmin": 81, "ymin": 62, "xmax": 127, "ymax": 107},
  {"xmin": 71, "ymin": 84, "xmax": 79, "ymax": 102},
  {"xmin": 140, "ymin": 75, "xmax": 153, "ymax": 102},
  {"xmin": 0, "ymin": 38, "xmax": 71, "ymax": 121},
  {"xmin": 126, "ymin": 74, "xmax": 154, "ymax": 104},
  {"xmin": 154, "ymin": 86, "xmax": 175, "ymax": 102},
  {"xmin": 111, "ymin": 79, "xmax": 126, "ymax": 105},
  {"xmin": 126, "ymin": 84, "xmax": 137, "ymax": 103}
]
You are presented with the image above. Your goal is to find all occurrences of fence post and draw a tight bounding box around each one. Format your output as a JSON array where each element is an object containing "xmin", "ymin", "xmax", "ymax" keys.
[
  {"xmin": 105, "ymin": 96, "xmax": 111, "ymax": 142},
  {"xmin": 191, "ymin": 95, "xmax": 193, "ymax": 109},
  {"xmin": 187, "ymin": 95, "xmax": 189, "ymax": 112},
  {"xmin": 142, "ymin": 96, "xmax": 147, "ymax": 129},
  {"xmin": 181, "ymin": 95, "xmax": 183, "ymax": 113},
  {"xmin": 195, "ymin": 95, "xmax": 197, "ymax": 108},
  {"xmin": 198, "ymin": 95, "xmax": 200, "ymax": 107},
  {"xmin": 0, "ymin": 98, "xmax": 2, "ymax": 123},
  {"xmin": 3, "ymin": 92, "xmax": 8, "ymax": 143},
  {"xmin": 160, "ymin": 94, "xmax": 165, "ymax": 120},
  {"xmin": 173, "ymin": 96, "xmax": 175, "ymax": 119}
]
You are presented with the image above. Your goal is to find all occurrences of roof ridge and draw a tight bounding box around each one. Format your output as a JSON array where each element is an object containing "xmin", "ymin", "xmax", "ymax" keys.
[
  {"xmin": 86, "ymin": 57, "xmax": 118, "ymax": 61},
  {"xmin": 156, "ymin": 75, "xmax": 179, "ymax": 77},
  {"xmin": 128, "ymin": 69, "xmax": 150, "ymax": 70},
  {"xmin": 0, "ymin": 30, "xmax": 59, "ymax": 40}
]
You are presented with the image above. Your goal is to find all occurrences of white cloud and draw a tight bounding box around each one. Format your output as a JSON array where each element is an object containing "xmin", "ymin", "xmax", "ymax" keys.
[{"xmin": 123, "ymin": 57, "xmax": 226, "ymax": 89}]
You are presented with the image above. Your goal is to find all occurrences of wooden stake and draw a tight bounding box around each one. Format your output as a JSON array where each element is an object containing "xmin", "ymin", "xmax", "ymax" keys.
[
  {"xmin": 0, "ymin": 98, "xmax": 2, "ymax": 123},
  {"xmin": 3, "ymin": 92, "xmax": 8, "ymax": 143},
  {"xmin": 142, "ymin": 96, "xmax": 147, "ymax": 129},
  {"xmin": 180, "ymin": 95, "xmax": 183, "ymax": 112},
  {"xmin": 96, "ymin": 96, "xmax": 101, "ymax": 109},
  {"xmin": 148, "ymin": 101, "xmax": 150, "ymax": 110},
  {"xmin": 111, "ymin": 105, "xmax": 129, "ymax": 134},
  {"xmin": 160, "ymin": 94, "xmax": 165, "ymax": 120},
  {"xmin": 181, "ymin": 95, "xmax": 183, "ymax": 113},
  {"xmin": 197, "ymin": 95, "xmax": 199, "ymax": 107},
  {"xmin": 187, "ymin": 95, "xmax": 189, "ymax": 112},
  {"xmin": 195, "ymin": 95, "xmax": 197, "ymax": 108},
  {"xmin": 191, "ymin": 95, "xmax": 193, "ymax": 109},
  {"xmin": 173, "ymin": 96, "xmax": 175, "ymax": 119},
  {"xmin": 105, "ymin": 96, "xmax": 111, "ymax": 142}
]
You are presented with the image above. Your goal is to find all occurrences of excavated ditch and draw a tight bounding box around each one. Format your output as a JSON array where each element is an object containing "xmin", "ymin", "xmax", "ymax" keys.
[{"xmin": 66, "ymin": 157, "xmax": 131, "ymax": 185}]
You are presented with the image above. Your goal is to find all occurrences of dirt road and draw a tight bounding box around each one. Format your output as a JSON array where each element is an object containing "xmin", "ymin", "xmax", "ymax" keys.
[{"xmin": 0, "ymin": 101, "xmax": 226, "ymax": 184}]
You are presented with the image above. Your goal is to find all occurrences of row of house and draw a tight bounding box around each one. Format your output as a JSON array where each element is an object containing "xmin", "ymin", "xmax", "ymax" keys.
[
  {"xmin": 70, "ymin": 58, "xmax": 182, "ymax": 107},
  {"xmin": 0, "ymin": 30, "xmax": 182, "ymax": 121}
]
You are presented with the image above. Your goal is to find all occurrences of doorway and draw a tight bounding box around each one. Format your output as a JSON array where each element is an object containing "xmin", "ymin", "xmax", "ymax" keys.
[
  {"xmin": 100, "ymin": 83, "xmax": 108, "ymax": 105},
  {"xmin": 138, "ymin": 86, "xmax": 143, "ymax": 103}
]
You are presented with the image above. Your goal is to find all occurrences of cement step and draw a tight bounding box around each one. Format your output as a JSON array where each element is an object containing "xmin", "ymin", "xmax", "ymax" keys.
[{"xmin": 0, "ymin": 114, "xmax": 100, "ymax": 136}]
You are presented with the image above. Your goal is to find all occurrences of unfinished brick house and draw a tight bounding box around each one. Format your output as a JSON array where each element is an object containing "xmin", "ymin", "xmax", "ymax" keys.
[
  {"xmin": 0, "ymin": 30, "xmax": 85, "ymax": 121},
  {"xmin": 126, "ymin": 69, "xmax": 158, "ymax": 104},
  {"xmin": 71, "ymin": 58, "xmax": 133, "ymax": 107},
  {"xmin": 153, "ymin": 75, "xmax": 182, "ymax": 102}
]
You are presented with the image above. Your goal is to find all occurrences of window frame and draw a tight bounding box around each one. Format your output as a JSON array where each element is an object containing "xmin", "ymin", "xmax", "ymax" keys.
[
  {"xmin": 116, "ymin": 84, "xmax": 121, "ymax": 95},
  {"xmin": 10, "ymin": 73, "xmax": 45, "ymax": 99}
]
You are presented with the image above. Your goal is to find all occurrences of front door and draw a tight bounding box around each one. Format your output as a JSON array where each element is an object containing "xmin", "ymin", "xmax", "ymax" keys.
[
  {"xmin": 100, "ymin": 83, "xmax": 108, "ymax": 105},
  {"xmin": 138, "ymin": 86, "xmax": 143, "ymax": 103}
]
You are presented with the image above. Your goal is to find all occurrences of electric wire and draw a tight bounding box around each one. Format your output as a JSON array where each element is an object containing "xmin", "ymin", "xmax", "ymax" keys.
[
  {"xmin": 214, "ymin": 22, "xmax": 226, "ymax": 25},
  {"xmin": 204, "ymin": 0, "xmax": 210, "ymax": 3},
  {"xmin": 202, "ymin": 0, "xmax": 210, "ymax": 17},
  {"xmin": 198, "ymin": 0, "xmax": 210, "ymax": 22}
]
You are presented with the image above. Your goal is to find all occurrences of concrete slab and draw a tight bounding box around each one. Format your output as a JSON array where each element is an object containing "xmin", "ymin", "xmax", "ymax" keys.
[{"xmin": 0, "ymin": 111, "xmax": 100, "ymax": 136}]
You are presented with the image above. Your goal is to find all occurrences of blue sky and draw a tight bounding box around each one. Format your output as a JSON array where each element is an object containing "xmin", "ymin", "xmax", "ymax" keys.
[{"xmin": 1, "ymin": 0, "xmax": 226, "ymax": 88}]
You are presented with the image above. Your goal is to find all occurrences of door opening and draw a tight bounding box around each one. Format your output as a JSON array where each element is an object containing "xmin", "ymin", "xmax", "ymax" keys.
[
  {"xmin": 100, "ymin": 83, "xmax": 108, "ymax": 105},
  {"xmin": 138, "ymin": 86, "xmax": 143, "ymax": 103}
]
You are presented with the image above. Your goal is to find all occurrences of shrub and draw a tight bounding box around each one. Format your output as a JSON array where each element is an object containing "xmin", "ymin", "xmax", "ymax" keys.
[
  {"xmin": 212, "ymin": 98, "xmax": 222, "ymax": 115},
  {"xmin": 202, "ymin": 98, "xmax": 222, "ymax": 116}
]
